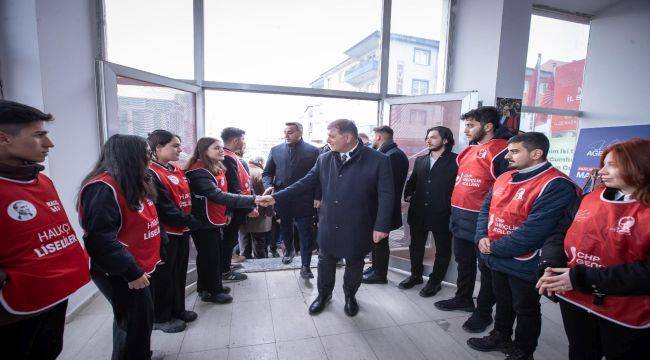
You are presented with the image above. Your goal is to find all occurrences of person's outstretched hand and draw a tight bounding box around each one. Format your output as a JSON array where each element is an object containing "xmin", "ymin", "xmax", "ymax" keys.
[{"xmin": 373, "ymin": 231, "xmax": 388, "ymax": 243}]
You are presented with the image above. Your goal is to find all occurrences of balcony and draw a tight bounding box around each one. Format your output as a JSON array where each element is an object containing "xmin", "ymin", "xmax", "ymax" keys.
[{"xmin": 344, "ymin": 59, "xmax": 379, "ymax": 85}]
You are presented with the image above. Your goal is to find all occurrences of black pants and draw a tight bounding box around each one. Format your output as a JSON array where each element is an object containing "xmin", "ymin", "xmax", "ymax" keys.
[
  {"xmin": 151, "ymin": 233, "xmax": 190, "ymax": 323},
  {"xmin": 454, "ymin": 238, "xmax": 495, "ymax": 315},
  {"xmin": 0, "ymin": 300, "xmax": 67, "ymax": 360},
  {"xmin": 317, "ymin": 250, "xmax": 365, "ymax": 298},
  {"xmin": 559, "ymin": 300, "xmax": 649, "ymax": 360},
  {"xmin": 371, "ymin": 236, "xmax": 390, "ymax": 279},
  {"xmin": 280, "ymin": 214, "xmax": 314, "ymax": 265},
  {"xmin": 241, "ymin": 231, "xmax": 269, "ymax": 258},
  {"xmin": 492, "ymin": 270, "xmax": 541, "ymax": 354},
  {"xmin": 192, "ymin": 228, "xmax": 225, "ymax": 294},
  {"xmin": 409, "ymin": 220, "xmax": 452, "ymax": 284},
  {"xmin": 92, "ymin": 269, "xmax": 153, "ymax": 360},
  {"xmin": 221, "ymin": 212, "xmax": 246, "ymax": 273}
]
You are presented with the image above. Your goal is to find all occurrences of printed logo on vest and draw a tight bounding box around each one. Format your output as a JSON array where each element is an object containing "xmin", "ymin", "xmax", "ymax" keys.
[
  {"xmin": 613, "ymin": 216, "xmax": 635, "ymax": 235},
  {"xmin": 7, "ymin": 200, "xmax": 37, "ymax": 221},
  {"xmin": 566, "ymin": 246, "xmax": 603, "ymax": 268},
  {"xmin": 455, "ymin": 173, "xmax": 462, "ymax": 186},
  {"xmin": 167, "ymin": 175, "xmax": 180, "ymax": 185},
  {"xmin": 514, "ymin": 188, "xmax": 526, "ymax": 200},
  {"xmin": 477, "ymin": 149, "xmax": 488, "ymax": 159}
]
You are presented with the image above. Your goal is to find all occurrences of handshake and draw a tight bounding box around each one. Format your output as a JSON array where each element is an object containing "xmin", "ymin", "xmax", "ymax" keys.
[{"xmin": 254, "ymin": 187, "xmax": 276, "ymax": 207}]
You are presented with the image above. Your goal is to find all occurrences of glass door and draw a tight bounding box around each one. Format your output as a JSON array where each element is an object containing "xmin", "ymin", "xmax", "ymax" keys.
[{"xmin": 381, "ymin": 92, "xmax": 478, "ymax": 280}]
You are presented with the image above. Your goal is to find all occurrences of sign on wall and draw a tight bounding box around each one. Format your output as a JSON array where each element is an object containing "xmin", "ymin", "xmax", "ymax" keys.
[{"xmin": 569, "ymin": 125, "xmax": 650, "ymax": 185}]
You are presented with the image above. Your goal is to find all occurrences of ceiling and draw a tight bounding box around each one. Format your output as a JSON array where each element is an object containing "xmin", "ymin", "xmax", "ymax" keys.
[{"xmin": 533, "ymin": 0, "xmax": 623, "ymax": 16}]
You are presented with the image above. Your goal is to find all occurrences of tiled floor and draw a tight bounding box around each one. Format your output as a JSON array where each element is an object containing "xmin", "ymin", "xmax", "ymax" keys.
[{"xmin": 59, "ymin": 268, "xmax": 569, "ymax": 360}]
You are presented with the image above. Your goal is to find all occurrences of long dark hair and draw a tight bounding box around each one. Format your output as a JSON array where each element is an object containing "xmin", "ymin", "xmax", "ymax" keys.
[
  {"xmin": 185, "ymin": 137, "xmax": 226, "ymax": 175},
  {"xmin": 80, "ymin": 134, "xmax": 157, "ymax": 210},
  {"xmin": 426, "ymin": 126, "xmax": 455, "ymax": 151}
]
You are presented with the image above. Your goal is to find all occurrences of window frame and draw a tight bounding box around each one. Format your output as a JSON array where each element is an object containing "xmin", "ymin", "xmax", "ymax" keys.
[
  {"xmin": 411, "ymin": 79, "xmax": 430, "ymax": 95},
  {"xmin": 413, "ymin": 47, "xmax": 431, "ymax": 66}
]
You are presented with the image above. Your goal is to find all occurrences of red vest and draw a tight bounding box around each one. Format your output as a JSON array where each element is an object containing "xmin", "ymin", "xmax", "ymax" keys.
[
  {"xmin": 186, "ymin": 161, "xmax": 229, "ymax": 226},
  {"xmin": 558, "ymin": 187, "xmax": 650, "ymax": 329},
  {"xmin": 488, "ymin": 166, "xmax": 579, "ymax": 260},
  {"xmin": 0, "ymin": 174, "xmax": 89, "ymax": 314},
  {"xmin": 80, "ymin": 173, "xmax": 161, "ymax": 274},
  {"xmin": 150, "ymin": 162, "xmax": 192, "ymax": 235},
  {"xmin": 224, "ymin": 149, "xmax": 252, "ymax": 195},
  {"xmin": 451, "ymin": 139, "xmax": 508, "ymax": 212}
]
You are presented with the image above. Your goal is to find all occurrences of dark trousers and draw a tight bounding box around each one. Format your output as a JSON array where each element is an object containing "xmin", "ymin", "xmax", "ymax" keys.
[
  {"xmin": 92, "ymin": 269, "xmax": 153, "ymax": 360},
  {"xmin": 409, "ymin": 221, "xmax": 452, "ymax": 284},
  {"xmin": 492, "ymin": 270, "xmax": 541, "ymax": 354},
  {"xmin": 454, "ymin": 238, "xmax": 495, "ymax": 316},
  {"xmin": 241, "ymin": 231, "xmax": 269, "ymax": 258},
  {"xmin": 221, "ymin": 212, "xmax": 246, "ymax": 273},
  {"xmin": 371, "ymin": 236, "xmax": 390, "ymax": 279},
  {"xmin": 317, "ymin": 250, "xmax": 365, "ymax": 298},
  {"xmin": 192, "ymin": 228, "xmax": 225, "ymax": 294},
  {"xmin": 280, "ymin": 214, "xmax": 313, "ymax": 266},
  {"xmin": 0, "ymin": 300, "xmax": 67, "ymax": 360},
  {"xmin": 559, "ymin": 300, "xmax": 649, "ymax": 360},
  {"xmin": 151, "ymin": 233, "xmax": 190, "ymax": 322}
]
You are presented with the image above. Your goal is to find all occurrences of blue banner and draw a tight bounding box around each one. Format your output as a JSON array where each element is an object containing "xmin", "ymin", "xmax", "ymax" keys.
[{"xmin": 569, "ymin": 125, "xmax": 650, "ymax": 185}]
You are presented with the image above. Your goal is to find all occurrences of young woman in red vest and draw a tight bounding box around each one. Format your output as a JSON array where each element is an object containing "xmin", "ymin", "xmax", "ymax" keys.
[
  {"xmin": 537, "ymin": 138, "xmax": 649, "ymax": 359},
  {"xmin": 185, "ymin": 137, "xmax": 256, "ymax": 304},
  {"xmin": 147, "ymin": 130, "xmax": 203, "ymax": 333},
  {"xmin": 79, "ymin": 134, "xmax": 161, "ymax": 360},
  {"xmin": 0, "ymin": 100, "xmax": 90, "ymax": 359}
]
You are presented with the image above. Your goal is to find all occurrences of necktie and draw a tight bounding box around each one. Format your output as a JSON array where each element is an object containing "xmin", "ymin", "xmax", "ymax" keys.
[{"xmin": 341, "ymin": 154, "xmax": 348, "ymax": 163}]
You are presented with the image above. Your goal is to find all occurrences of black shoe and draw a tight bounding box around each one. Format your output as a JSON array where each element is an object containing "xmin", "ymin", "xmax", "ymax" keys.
[
  {"xmin": 467, "ymin": 329, "xmax": 513, "ymax": 353},
  {"xmin": 282, "ymin": 252, "xmax": 295, "ymax": 264},
  {"xmin": 231, "ymin": 263, "xmax": 244, "ymax": 270},
  {"xmin": 361, "ymin": 273, "xmax": 387, "ymax": 284},
  {"xmin": 200, "ymin": 291, "xmax": 233, "ymax": 304},
  {"xmin": 153, "ymin": 318, "xmax": 186, "ymax": 333},
  {"xmin": 362, "ymin": 266, "xmax": 375, "ymax": 276},
  {"xmin": 176, "ymin": 310, "xmax": 198, "ymax": 323},
  {"xmin": 434, "ymin": 297, "xmax": 475, "ymax": 312},
  {"xmin": 462, "ymin": 311, "xmax": 493, "ymax": 333},
  {"xmin": 217, "ymin": 286, "xmax": 231, "ymax": 294},
  {"xmin": 344, "ymin": 296, "xmax": 359, "ymax": 317},
  {"xmin": 223, "ymin": 271, "xmax": 247, "ymax": 282},
  {"xmin": 505, "ymin": 347, "xmax": 534, "ymax": 360},
  {"xmin": 398, "ymin": 276, "xmax": 423, "ymax": 289},
  {"xmin": 271, "ymin": 249, "xmax": 280, "ymax": 258},
  {"xmin": 300, "ymin": 266, "xmax": 314, "ymax": 279},
  {"xmin": 309, "ymin": 294, "xmax": 332, "ymax": 315},
  {"xmin": 419, "ymin": 282, "xmax": 442, "ymax": 297}
]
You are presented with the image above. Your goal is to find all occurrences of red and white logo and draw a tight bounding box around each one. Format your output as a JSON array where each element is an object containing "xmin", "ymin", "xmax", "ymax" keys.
[
  {"xmin": 455, "ymin": 173, "xmax": 462, "ymax": 186},
  {"xmin": 514, "ymin": 188, "xmax": 526, "ymax": 200},
  {"xmin": 7, "ymin": 200, "xmax": 37, "ymax": 221},
  {"xmin": 613, "ymin": 216, "xmax": 635, "ymax": 235},
  {"xmin": 477, "ymin": 149, "xmax": 488, "ymax": 159},
  {"xmin": 167, "ymin": 175, "xmax": 180, "ymax": 185}
]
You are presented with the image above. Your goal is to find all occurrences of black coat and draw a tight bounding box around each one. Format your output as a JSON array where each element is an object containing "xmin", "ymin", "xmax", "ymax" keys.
[
  {"xmin": 378, "ymin": 141, "xmax": 409, "ymax": 230},
  {"xmin": 404, "ymin": 151, "xmax": 458, "ymax": 228},
  {"xmin": 263, "ymin": 139, "xmax": 320, "ymax": 217},
  {"xmin": 274, "ymin": 141, "xmax": 395, "ymax": 258}
]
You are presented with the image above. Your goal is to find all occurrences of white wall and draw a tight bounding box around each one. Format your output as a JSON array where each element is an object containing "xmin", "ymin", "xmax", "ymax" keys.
[
  {"xmin": 0, "ymin": 0, "xmax": 101, "ymax": 314},
  {"xmin": 580, "ymin": 0, "xmax": 650, "ymax": 129}
]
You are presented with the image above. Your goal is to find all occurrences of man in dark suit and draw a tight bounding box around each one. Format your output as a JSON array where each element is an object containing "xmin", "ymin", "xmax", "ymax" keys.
[
  {"xmin": 362, "ymin": 125, "xmax": 409, "ymax": 284},
  {"xmin": 400, "ymin": 126, "xmax": 458, "ymax": 297},
  {"xmin": 259, "ymin": 119, "xmax": 394, "ymax": 317},
  {"xmin": 262, "ymin": 122, "xmax": 320, "ymax": 278}
]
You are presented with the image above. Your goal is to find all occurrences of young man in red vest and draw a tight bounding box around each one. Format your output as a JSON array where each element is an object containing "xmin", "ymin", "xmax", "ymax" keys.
[
  {"xmin": 221, "ymin": 127, "xmax": 255, "ymax": 281},
  {"xmin": 435, "ymin": 106, "xmax": 512, "ymax": 333},
  {"xmin": 467, "ymin": 132, "xmax": 580, "ymax": 360},
  {"xmin": 0, "ymin": 100, "xmax": 90, "ymax": 359}
]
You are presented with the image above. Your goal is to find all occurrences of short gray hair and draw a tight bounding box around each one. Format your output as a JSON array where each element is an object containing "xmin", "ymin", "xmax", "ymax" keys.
[{"xmin": 327, "ymin": 119, "xmax": 358, "ymax": 138}]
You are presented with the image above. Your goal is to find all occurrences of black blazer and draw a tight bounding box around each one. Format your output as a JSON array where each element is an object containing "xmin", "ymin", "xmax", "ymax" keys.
[
  {"xmin": 263, "ymin": 139, "xmax": 320, "ymax": 217},
  {"xmin": 379, "ymin": 141, "xmax": 409, "ymax": 230},
  {"xmin": 404, "ymin": 151, "xmax": 458, "ymax": 228},
  {"xmin": 274, "ymin": 142, "xmax": 395, "ymax": 258}
]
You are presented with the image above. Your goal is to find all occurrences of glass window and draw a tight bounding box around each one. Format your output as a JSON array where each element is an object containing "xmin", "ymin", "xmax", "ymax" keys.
[
  {"xmin": 523, "ymin": 15, "xmax": 589, "ymax": 109},
  {"xmin": 389, "ymin": 0, "xmax": 446, "ymax": 94},
  {"xmin": 413, "ymin": 48, "xmax": 431, "ymax": 65},
  {"xmin": 204, "ymin": 0, "xmax": 382, "ymax": 92},
  {"xmin": 104, "ymin": 0, "xmax": 194, "ymax": 79},
  {"xmin": 204, "ymin": 91, "xmax": 378, "ymax": 160},
  {"xmin": 520, "ymin": 112, "xmax": 578, "ymax": 175},
  {"xmin": 411, "ymin": 79, "xmax": 429, "ymax": 95},
  {"xmin": 113, "ymin": 77, "xmax": 197, "ymax": 163}
]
